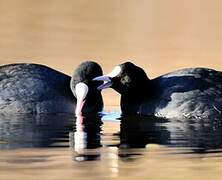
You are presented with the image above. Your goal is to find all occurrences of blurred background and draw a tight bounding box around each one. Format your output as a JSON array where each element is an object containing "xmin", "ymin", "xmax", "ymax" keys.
[
  {"xmin": 1, "ymin": 2, "xmax": 222, "ymax": 179},
  {"xmin": 0, "ymin": 0, "xmax": 222, "ymax": 106}
]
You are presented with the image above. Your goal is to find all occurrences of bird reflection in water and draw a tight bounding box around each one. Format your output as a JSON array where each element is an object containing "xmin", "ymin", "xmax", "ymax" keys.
[
  {"xmin": 0, "ymin": 113, "xmax": 74, "ymax": 149},
  {"xmin": 1, "ymin": 113, "xmax": 222, "ymax": 162},
  {"xmin": 119, "ymin": 115, "xmax": 169, "ymax": 148},
  {"xmin": 118, "ymin": 115, "xmax": 222, "ymax": 155},
  {"xmin": 69, "ymin": 115, "xmax": 103, "ymax": 161},
  {"xmin": 69, "ymin": 114, "xmax": 170, "ymax": 162},
  {"xmin": 116, "ymin": 115, "xmax": 169, "ymax": 160}
]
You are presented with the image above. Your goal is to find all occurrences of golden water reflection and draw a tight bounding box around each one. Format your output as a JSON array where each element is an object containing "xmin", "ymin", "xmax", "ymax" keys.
[{"xmin": 1, "ymin": 113, "xmax": 222, "ymax": 179}]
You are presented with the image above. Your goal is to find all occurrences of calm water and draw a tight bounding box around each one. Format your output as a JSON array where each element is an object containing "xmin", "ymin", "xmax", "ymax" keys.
[{"xmin": 1, "ymin": 111, "xmax": 222, "ymax": 180}]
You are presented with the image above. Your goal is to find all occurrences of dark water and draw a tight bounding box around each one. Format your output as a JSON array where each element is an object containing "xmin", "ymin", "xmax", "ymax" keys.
[
  {"xmin": 1, "ymin": 112, "xmax": 222, "ymax": 179},
  {"xmin": 1, "ymin": 113, "xmax": 222, "ymax": 153}
]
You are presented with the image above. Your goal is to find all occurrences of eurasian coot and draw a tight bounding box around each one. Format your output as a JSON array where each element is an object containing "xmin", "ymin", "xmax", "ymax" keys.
[
  {"xmin": 94, "ymin": 62, "xmax": 222, "ymax": 119},
  {"xmin": 0, "ymin": 61, "xmax": 103, "ymax": 114}
]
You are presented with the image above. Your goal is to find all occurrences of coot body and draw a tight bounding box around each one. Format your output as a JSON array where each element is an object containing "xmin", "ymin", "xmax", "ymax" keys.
[
  {"xmin": 0, "ymin": 61, "xmax": 103, "ymax": 114},
  {"xmin": 94, "ymin": 62, "xmax": 222, "ymax": 119}
]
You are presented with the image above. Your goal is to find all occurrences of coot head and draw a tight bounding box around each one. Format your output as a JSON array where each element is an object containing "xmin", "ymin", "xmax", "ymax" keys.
[
  {"xmin": 93, "ymin": 62, "xmax": 149, "ymax": 95},
  {"xmin": 71, "ymin": 61, "xmax": 103, "ymax": 115}
]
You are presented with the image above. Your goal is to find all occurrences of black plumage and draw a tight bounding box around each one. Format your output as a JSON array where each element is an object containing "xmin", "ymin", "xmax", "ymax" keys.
[
  {"xmin": 0, "ymin": 61, "xmax": 103, "ymax": 114},
  {"xmin": 96, "ymin": 62, "xmax": 222, "ymax": 119}
]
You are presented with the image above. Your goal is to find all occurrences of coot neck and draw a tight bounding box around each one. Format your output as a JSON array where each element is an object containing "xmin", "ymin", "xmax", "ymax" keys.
[
  {"xmin": 121, "ymin": 78, "xmax": 153, "ymax": 103},
  {"xmin": 83, "ymin": 89, "xmax": 103, "ymax": 113}
]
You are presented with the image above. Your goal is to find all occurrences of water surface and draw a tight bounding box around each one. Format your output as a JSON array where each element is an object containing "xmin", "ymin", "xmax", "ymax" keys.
[{"xmin": 1, "ymin": 112, "xmax": 222, "ymax": 180}]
